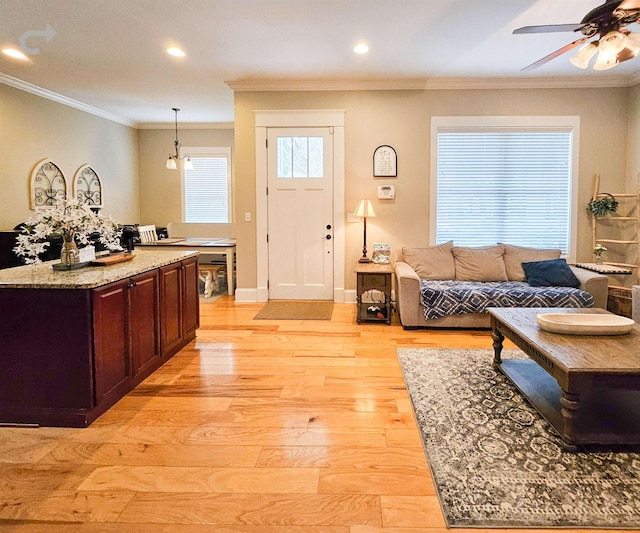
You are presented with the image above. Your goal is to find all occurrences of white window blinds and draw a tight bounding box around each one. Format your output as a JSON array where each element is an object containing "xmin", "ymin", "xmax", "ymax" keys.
[
  {"xmin": 433, "ymin": 121, "xmax": 578, "ymax": 256},
  {"xmin": 183, "ymin": 148, "xmax": 231, "ymax": 223}
]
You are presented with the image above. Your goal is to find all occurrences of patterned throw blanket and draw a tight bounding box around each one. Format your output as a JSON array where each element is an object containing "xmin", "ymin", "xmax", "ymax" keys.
[{"xmin": 419, "ymin": 280, "xmax": 594, "ymax": 320}]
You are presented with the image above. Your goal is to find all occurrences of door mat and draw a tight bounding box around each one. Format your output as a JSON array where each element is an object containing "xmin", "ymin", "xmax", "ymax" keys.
[
  {"xmin": 397, "ymin": 347, "xmax": 640, "ymax": 529},
  {"xmin": 253, "ymin": 300, "xmax": 334, "ymax": 320}
]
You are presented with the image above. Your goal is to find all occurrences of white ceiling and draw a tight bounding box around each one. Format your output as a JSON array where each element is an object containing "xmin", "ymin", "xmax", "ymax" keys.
[{"xmin": 1, "ymin": 0, "xmax": 639, "ymax": 127}]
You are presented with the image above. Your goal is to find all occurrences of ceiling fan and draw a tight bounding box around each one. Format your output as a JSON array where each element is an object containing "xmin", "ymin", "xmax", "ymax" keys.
[{"xmin": 514, "ymin": 0, "xmax": 640, "ymax": 71}]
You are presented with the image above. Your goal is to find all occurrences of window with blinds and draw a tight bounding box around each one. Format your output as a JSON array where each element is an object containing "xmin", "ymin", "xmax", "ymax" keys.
[
  {"xmin": 182, "ymin": 147, "xmax": 231, "ymax": 223},
  {"xmin": 431, "ymin": 117, "xmax": 579, "ymax": 258}
]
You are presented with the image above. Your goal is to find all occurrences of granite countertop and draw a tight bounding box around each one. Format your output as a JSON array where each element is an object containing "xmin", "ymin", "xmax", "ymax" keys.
[{"xmin": 0, "ymin": 249, "xmax": 199, "ymax": 289}]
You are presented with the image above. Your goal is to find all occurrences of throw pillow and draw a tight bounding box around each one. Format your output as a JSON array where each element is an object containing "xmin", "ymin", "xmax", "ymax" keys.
[
  {"xmin": 502, "ymin": 244, "xmax": 562, "ymax": 281},
  {"xmin": 521, "ymin": 258, "xmax": 581, "ymax": 288},
  {"xmin": 451, "ymin": 244, "xmax": 508, "ymax": 282},
  {"xmin": 402, "ymin": 241, "xmax": 455, "ymax": 280}
]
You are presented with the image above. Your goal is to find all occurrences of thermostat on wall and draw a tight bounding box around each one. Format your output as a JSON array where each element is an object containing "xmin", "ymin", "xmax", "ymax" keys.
[{"xmin": 378, "ymin": 185, "xmax": 395, "ymax": 199}]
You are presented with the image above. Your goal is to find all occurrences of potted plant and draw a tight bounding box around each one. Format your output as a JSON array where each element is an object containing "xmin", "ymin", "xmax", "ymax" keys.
[{"xmin": 587, "ymin": 193, "xmax": 619, "ymax": 217}]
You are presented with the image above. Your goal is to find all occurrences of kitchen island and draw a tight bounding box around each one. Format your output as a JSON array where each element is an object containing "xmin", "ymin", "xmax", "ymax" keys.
[{"xmin": 0, "ymin": 249, "xmax": 199, "ymax": 427}]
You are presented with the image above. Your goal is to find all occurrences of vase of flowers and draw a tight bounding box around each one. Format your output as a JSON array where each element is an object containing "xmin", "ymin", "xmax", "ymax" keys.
[
  {"xmin": 60, "ymin": 234, "xmax": 80, "ymax": 266},
  {"xmin": 593, "ymin": 244, "xmax": 607, "ymax": 264},
  {"xmin": 14, "ymin": 198, "xmax": 122, "ymax": 266}
]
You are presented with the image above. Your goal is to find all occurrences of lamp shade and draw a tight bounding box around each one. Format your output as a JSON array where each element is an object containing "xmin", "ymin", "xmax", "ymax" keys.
[
  {"xmin": 570, "ymin": 42, "xmax": 598, "ymax": 69},
  {"xmin": 184, "ymin": 156, "xmax": 194, "ymax": 170},
  {"xmin": 354, "ymin": 199, "xmax": 376, "ymax": 218},
  {"xmin": 166, "ymin": 157, "xmax": 177, "ymax": 170}
]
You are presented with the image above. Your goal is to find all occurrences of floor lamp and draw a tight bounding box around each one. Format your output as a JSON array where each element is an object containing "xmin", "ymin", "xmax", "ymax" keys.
[{"xmin": 355, "ymin": 199, "xmax": 376, "ymax": 263}]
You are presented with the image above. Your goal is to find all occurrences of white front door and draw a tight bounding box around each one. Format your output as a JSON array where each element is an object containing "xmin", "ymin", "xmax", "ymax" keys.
[{"xmin": 267, "ymin": 127, "xmax": 334, "ymax": 300}]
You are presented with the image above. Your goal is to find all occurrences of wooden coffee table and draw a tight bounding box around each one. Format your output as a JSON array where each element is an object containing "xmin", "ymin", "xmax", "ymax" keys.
[{"xmin": 489, "ymin": 307, "xmax": 640, "ymax": 449}]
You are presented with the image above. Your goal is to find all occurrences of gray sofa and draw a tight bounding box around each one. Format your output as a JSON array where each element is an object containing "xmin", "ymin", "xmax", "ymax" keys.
[{"xmin": 392, "ymin": 243, "xmax": 609, "ymax": 329}]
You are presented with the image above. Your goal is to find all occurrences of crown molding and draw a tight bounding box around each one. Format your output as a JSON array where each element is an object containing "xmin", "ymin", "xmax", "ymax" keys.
[
  {"xmin": 0, "ymin": 73, "xmax": 137, "ymax": 127},
  {"xmin": 226, "ymin": 75, "xmax": 639, "ymax": 92},
  {"xmin": 136, "ymin": 122, "xmax": 234, "ymax": 130}
]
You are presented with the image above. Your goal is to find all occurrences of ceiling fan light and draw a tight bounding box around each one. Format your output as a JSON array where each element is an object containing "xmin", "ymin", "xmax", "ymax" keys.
[
  {"xmin": 625, "ymin": 32, "xmax": 640, "ymax": 56},
  {"xmin": 599, "ymin": 30, "xmax": 628, "ymax": 55},
  {"xmin": 593, "ymin": 49, "xmax": 619, "ymax": 70},
  {"xmin": 569, "ymin": 42, "xmax": 598, "ymax": 69}
]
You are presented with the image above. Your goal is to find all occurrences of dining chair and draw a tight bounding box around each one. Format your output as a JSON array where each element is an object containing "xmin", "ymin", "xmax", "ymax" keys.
[{"xmin": 138, "ymin": 224, "xmax": 158, "ymax": 243}]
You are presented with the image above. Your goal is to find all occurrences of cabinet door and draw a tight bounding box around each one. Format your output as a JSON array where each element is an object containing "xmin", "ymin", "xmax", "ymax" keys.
[
  {"xmin": 93, "ymin": 280, "xmax": 129, "ymax": 403},
  {"xmin": 182, "ymin": 256, "xmax": 199, "ymax": 339},
  {"xmin": 159, "ymin": 262, "xmax": 183, "ymax": 356},
  {"xmin": 129, "ymin": 270, "xmax": 160, "ymax": 380}
]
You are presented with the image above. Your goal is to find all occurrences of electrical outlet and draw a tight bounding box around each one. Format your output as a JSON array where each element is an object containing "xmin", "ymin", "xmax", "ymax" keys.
[{"xmin": 244, "ymin": 212, "xmax": 251, "ymax": 222}]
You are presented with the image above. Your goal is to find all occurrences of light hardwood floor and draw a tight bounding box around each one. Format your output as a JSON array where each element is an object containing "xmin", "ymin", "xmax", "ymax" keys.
[{"xmin": 0, "ymin": 296, "xmax": 616, "ymax": 532}]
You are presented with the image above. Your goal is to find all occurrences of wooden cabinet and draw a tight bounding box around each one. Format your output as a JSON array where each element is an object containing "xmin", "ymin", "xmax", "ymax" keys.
[
  {"xmin": 129, "ymin": 270, "xmax": 161, "ymax": 379},
  {"xmin": 160, "ymin": 255, "xmax": 199, "ymax": 357},
  {"xmin": 93, "ymin": 279, "xmax": 130, "ymax": 404},
  {"xmin": 182, "ymin": 256, "xmax": 199, "ymax": 339},
  {"xmin": 93, "ymin": 269, "xmax": 161, "ymax": 405},
  {"xmin": 0, "ymin": 254, "xmax": 198, "ymax": 427}
]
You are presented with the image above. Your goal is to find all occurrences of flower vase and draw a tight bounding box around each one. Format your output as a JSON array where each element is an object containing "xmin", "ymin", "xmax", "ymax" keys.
[
  {"xmin": 594, "ymin": 255, "xmax": 603, "ymax": 265},
  {"xmin": 60, "ymin": 240, "xmax": 80, "ymax": 266}
]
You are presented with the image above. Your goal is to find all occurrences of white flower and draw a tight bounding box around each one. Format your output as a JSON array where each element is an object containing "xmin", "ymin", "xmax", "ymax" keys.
[
  {"xmin": 14, "ymin": 198, "xmax": 122, "ymax": 264},
  {"xmin": 593, "ymin": 244, "xmax": 607, "ymax": 255}
]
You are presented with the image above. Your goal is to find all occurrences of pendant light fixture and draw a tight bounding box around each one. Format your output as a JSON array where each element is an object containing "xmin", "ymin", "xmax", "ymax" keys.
[{"xmin": 165, "ymin": 107, "xmax": 193, "ymax": 170}]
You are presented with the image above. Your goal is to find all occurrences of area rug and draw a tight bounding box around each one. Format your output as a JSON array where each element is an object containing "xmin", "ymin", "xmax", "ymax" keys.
[
  {"xmin": 397, "ymin": 347, "xmax": 640, "ymax": 529},
  {"xmin": 253, "ymin": 300, "xmax": 334, "ymax": 320}
]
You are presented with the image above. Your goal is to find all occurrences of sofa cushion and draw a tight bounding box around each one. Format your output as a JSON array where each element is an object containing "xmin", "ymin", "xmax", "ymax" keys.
[
  {"xmin": 451, "ymin": 244, "xmax": 508, "ymax": 282},
  {"xmin": 402, "ymin": 241, "xmax": 455, "ymax": 280},
  {"xmin": 502, "ymin": 244, "xmax": 562, "ymax": 281},
  {"xmin": 522, "ymin": 258, "xmax": 581, "ymax": 288}
]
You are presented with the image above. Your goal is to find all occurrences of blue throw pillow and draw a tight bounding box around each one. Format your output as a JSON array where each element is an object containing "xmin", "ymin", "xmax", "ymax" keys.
[{"xmin": 521, "ymin": 258, "xmax": 581, "ymax": 288}]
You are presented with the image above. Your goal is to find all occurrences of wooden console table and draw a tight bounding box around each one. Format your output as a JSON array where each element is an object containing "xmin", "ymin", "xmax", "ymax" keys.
[{"xmin": 489, "ymin": 307, "xmax": 640, "ymax": 449}]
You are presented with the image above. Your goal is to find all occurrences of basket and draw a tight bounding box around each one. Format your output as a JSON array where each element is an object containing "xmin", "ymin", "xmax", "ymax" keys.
[{"xmin": 607, "ymin": 286, "xmax": 632, "ymax": 318}]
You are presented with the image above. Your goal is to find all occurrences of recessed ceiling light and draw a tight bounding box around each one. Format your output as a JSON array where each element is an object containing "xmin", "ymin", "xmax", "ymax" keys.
[
  {"xmin": 354, "ymin": 43, "xmax": 369, "ymax": 54},
  {"xmin": 2, "ymin": 48, "xmax": 28, "ymax": 60},
  {"xmin": 167, "ymin": 47, "xmax": 186, "ymax": 57}
]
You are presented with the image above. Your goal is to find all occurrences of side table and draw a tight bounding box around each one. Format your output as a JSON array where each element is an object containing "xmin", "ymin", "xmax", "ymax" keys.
[{"xmin": 355, "ymin": 262, "xmax": 393, "ymax": 324}]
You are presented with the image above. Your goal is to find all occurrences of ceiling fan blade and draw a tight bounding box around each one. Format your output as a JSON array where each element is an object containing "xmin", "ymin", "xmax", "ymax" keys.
[
  {"xmin": 513, "ymin": 23, "xmax": 585, "ymax": 34},
  {"xmin": 618, "ymin": 0, "xmax": 640, "ymax": 10},
  {"xmin": 520, "ymin": 36, "xmax": 591, "ymax": 72}
]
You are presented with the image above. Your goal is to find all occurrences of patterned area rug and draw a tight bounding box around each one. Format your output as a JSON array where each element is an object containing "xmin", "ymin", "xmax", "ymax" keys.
[
  {"xmin": 253, "ymin": 300, "xmax": 334, "ymax": 320},
  {"xmin": 397, "ymin": 347, "xmax": 640, "ymax": 529}
]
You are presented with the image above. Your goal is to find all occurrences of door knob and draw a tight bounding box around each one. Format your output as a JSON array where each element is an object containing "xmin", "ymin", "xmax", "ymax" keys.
[
  {"xmin": 326, "ymin": 224, "xmax": 332, "ymax": 230},
  {"xmin": 326, "ymin": 235, "xmax": 332, "ymax": 240}
]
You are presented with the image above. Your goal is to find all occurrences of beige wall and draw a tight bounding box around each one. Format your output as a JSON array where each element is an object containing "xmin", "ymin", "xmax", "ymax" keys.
[
  {"xmin": 137, "ymin": 128, "xmax": 235, "ymax": 227},
  {"xmin": 0, "ymin": 84, "xmax": 139, "ymax": 229},
  {"xmin": 3, "ymin": 80, "xmax": 636, "ymax": 295},
  {"xmin": 235, "ymin": 86, "xmax": 632, "ymax": 292},
  {"xmin": 627, "ymin": 84, "xmax": 640, "ymax": 192}
]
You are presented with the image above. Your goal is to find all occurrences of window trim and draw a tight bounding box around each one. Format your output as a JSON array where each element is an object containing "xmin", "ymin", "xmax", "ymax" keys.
[
  {"xmin": 429, "ymin": 116, "xmax": 580, "ymax": 263},
  {"xmin": 180, "ymin": 146, "xmax": 232, "ymax": 224}
]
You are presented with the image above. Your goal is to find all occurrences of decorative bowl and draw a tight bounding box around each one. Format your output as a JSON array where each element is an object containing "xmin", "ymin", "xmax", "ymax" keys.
[{"xmin": 536, "ymin": 313, "xmax": 635, "ymax": 335}]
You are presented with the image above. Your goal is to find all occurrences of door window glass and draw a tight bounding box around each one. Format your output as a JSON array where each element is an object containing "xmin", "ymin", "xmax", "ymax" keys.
[{"xmin": 277, "ymin": 136, "xmax": 323, "ymax": 178}]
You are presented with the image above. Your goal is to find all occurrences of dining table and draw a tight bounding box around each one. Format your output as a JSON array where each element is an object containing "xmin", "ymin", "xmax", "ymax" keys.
[{"xmin": 136, "ymin": 237, "xmax": 236, "ymax": 295}]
